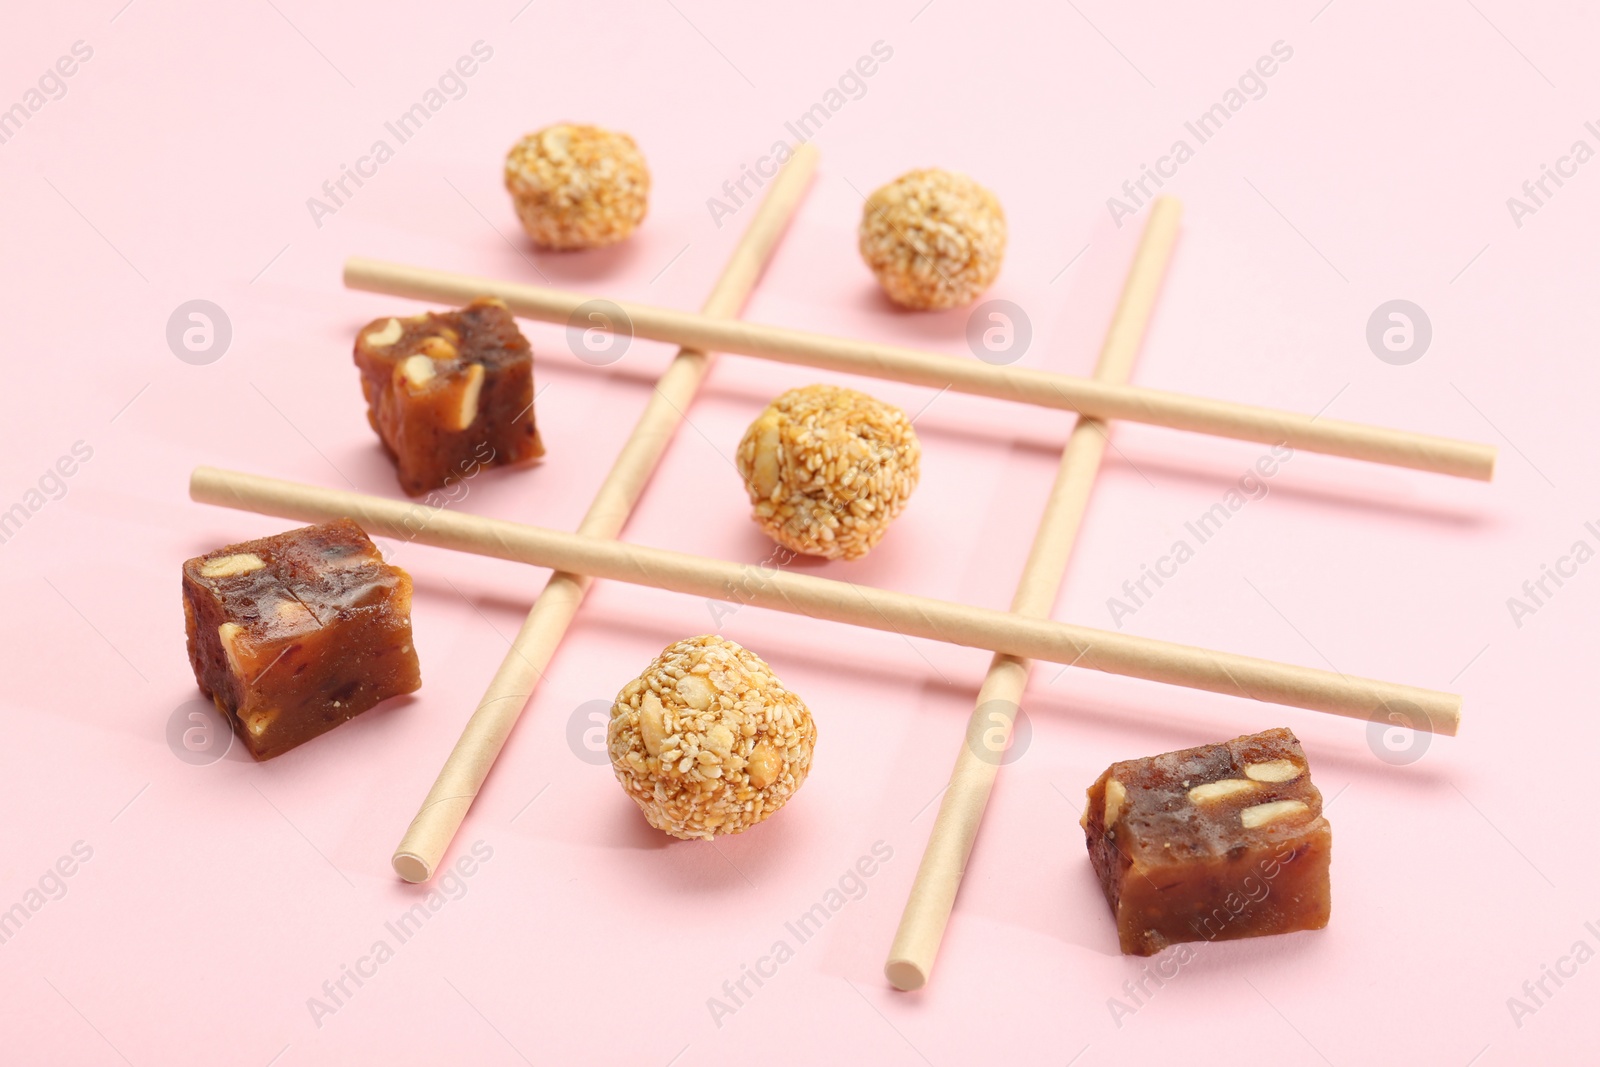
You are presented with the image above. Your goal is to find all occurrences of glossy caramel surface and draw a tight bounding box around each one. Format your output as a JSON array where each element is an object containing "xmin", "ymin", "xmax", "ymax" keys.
[
  {"xmin": 182, "ymin": 519, "xmax": 420, "ymax": 760},
  {"xmin": 1081, "ymin": 728, "xmax": 1332, "ymax": 955},
  {"xmin": 353, "ymin": 298, "xmax": 544, "ymax": 496}
]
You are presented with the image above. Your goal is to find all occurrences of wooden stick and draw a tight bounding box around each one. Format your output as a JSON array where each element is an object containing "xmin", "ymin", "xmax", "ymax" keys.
[
  {"xmin": 381, "ymin": 144, "xmax": 815, "ymax": 881},
  {"xmin": 190, "ymin": 466, "xmax": 1464, "ymax": 738},
  {"xmin": 344, "ymin": 257, "xmax": 1496, "ymax": 482},
  {"xmin": 887, "ymin": 199, "xmax": 1179, "ymax": 992}
]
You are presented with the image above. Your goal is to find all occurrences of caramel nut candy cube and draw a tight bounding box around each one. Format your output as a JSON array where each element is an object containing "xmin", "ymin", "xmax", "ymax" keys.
[
  {"xmin": 181, "ymin": 519, "xmax": 421, "ymax": 760},
  {"xmin": 353, "ymin": 297, "xmax": 545, "ymax": 496},
  {"xmin": 1080, "ymin": 727, "xmax": 1332, "ymax": 956}
]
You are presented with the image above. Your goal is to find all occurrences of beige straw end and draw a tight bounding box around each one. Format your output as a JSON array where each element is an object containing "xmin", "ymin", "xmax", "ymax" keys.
[
  {"xmin": 884, "ymin": 958, "xmax": 928, "ymax": 992},
  {"xmin": 392, "ymin": 851, "xmax": 434, "ymax": 884}
]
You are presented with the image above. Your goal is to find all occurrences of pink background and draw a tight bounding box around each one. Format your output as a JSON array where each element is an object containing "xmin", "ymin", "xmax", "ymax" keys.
[{"xmin": 3, "ymin": 1, "xmax": 1596, "ymax": 1063}]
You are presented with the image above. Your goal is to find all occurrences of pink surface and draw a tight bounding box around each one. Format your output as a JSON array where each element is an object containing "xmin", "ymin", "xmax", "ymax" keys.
[{"xmin": 2, "ymin": 1, "xmax": 1595, "ymax": 1063}]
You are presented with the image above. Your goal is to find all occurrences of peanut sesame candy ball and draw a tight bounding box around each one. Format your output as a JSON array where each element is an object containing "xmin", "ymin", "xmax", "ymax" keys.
[
  {"xmin": 504, "ymin": 124, "xmax": 650, "ymax": 250},
  {"xmin": 736, "ymin": 384, "xmax": 921, "ymax": 561},
  {"xmin": 858, "ymin": 168, "xmax": 1006, "ymax": 310},
  {"xmin": 607, "ymin": 636, "xmax": 817, "ymax": 841}
]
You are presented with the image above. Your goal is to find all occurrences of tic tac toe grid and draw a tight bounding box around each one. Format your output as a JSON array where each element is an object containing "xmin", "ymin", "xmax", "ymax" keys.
[{"xmin": 191, "ymin": 143, "xmax": 1490, "ymax": 991}]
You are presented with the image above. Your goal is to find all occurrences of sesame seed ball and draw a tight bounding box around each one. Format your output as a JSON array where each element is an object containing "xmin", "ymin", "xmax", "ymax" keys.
[
  {"xmin": 504, "ymin": 124, "xmax": 650, "ymax": 250},
  {"xmin": 858, "ymin": 168, "xmax": 1006, "ymax": 310},
  {"xmin": 607, "ymin": 636, "xmax": 817, "ymax": 841},
  {"xmin": 736, "ymin": 384, "xmax": 921, "ymax": 561}
]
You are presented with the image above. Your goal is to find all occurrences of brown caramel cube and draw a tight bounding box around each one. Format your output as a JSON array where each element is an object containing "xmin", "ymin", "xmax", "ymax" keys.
[
  {"xmin": 1080, "ymin": 727, "xmax": 1332, "ymax": 956},
  {"xmin": 353, "ymin": 297, "xmax": 545, "ymax": 496},
  {"xmin": 181, "ymin": 519, "xmax": 421, "ymax": 760}
]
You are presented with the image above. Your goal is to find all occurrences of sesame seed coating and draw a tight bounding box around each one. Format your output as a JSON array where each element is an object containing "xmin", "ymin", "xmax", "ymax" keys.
[
  {"xmin": 504, "ymin": 124, "xmax": 650, "ymax": 250},
  {"xmin": 858, "ymin": 168, "xmax": 1006, "ymax": 310},
  {"xmin": 735, "ymin": 384, "xmax": 921, "ymax": 561},
  {"xmin": 607, "ymin": 636, "xmax": 817, "ymax": 841}
]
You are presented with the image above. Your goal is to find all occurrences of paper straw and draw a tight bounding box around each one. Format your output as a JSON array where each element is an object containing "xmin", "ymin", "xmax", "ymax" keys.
[
  {"xmin": 190, "ymin": 465, "xmax": 1464, "ymax": 739},
  {"xmin": 886, "ymin": 198, "xmax": 1179, "ymax": 991},
  {"xmin": 343, "ymin": 257, "xmax": 1496, "ymax": 481},
  {"xmin": 360, "ymin": 144, "xmax": 815, "ymax": 880}
]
